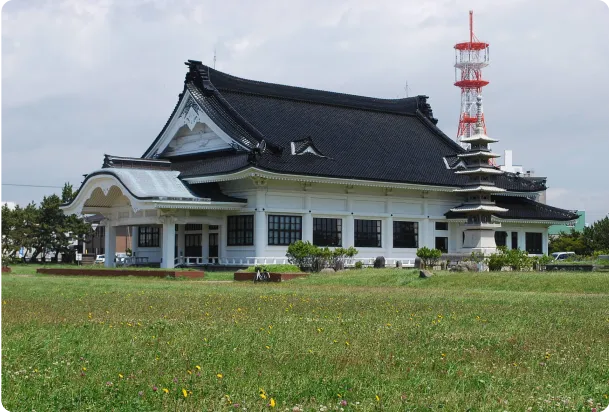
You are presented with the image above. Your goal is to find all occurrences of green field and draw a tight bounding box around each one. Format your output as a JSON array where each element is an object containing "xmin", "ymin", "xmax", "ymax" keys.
[{"xmin": 2, "ymin": 267, "xmax": 609, "ymax": 411}]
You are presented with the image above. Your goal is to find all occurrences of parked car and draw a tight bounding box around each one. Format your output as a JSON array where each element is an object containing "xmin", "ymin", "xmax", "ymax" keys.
[
  {"xmin": 115, "ymin": 253, "xmax": 128, "ymax": 264},
  {"xmin": 95, "ymin": 254, "xmax": 105, "ymax": 264},
  {"xmin": 551, "ymin": 251, "xmax": 576, "ymax": 261}
]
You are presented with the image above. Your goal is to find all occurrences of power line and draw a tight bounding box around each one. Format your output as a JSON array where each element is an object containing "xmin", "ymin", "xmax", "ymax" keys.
[{"xmin": 2, "ymin": 183, "xmax": 64, "ymax": 189}]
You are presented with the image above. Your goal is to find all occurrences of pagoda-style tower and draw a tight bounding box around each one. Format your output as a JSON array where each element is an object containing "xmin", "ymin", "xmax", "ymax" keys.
[{"xmin": 451, "ymin": 96, "xmax": 508, "ymax": 254}]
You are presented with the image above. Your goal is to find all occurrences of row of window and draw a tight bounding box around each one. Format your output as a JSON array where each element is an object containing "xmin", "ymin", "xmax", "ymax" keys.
[
  {"xmin": 495, "ymin": 231, "xmax": 543, "ymax": 254},
  {"xmin": 135, "ymin": 219, "xmax": 544, "ymax": 253}
]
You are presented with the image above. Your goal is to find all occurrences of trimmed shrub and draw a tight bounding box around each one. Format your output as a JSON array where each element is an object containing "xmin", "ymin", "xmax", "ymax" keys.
[
  {"xmin": 354, "ymin": 261, "xmax": 363, "ymax": 270},
  {"xmin": 416, "ymin": 247, "xmax": 442, "ymax": 269},
  {"xmin": 286, "ymin": 241, "xmax": 358, "ymax": 272},
  {"xmin": 244, "ymin": 264, "xmax": 301, "ymax": 273}
]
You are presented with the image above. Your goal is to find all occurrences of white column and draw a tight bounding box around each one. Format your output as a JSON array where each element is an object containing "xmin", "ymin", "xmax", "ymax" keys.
[
  {"xmin": 384, "ymin": 199, "xmax": 393, "ymax": 258},
  {"xmin": 131, "ymin": 226, "xmax": 138, "ymax": 256},
  {"xmin": 542, "ymin": 228, "xmax": 549, "ymax": 255},
  {"xmin": 345, "ymin": 198, "xmax": 354, "ymax": 248},
  {"xmin": 104, "ymin": 220, "xmax": 116, "ymax": 268},
  {"xmin": 255, "ymin": 189, "xmax": 266, "ymax": 260},
  {"xmin": 202, "ymin": 225, "xmax": 209, "ymax": 260},
  {"xmin": 177, "ymin": 224, "xmax": 185, "ymax": 258},
  {"xmin": 421, "ymin": 199, "xmax": 431, "ymax": 248},
  {"xmin": 161, "ymin": 219, "xmax": 176, "ymax": 269},
  {"xmin": 518, "ymin": 231, "xmax": 526, "ymax": 252},
  {"xmin": 303, "ymin": 195, "xmax": 313, "ymax": 244},
  {"xmin": 218, "ymin": 216, "xmax": 227, "ymax": 263}
]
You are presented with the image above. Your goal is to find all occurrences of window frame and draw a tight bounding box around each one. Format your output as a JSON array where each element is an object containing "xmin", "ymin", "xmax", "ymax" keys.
[
  {"xmin": 268, "ymin": 215, "xmax": 302, "ymax": 246},
  {"xmin": 435, "ymin": 222, "xmax": 448, "ymax": 231},
  {"xmin": 138, "ymin": 226, "xmax": 160, "ymax": 248},
  {"xmin": 354, "ymin": 219, "xmax": 382, "ymax": 248},
  {"xmin": 495, "ymin": 231, "xmax": 508, "ymax": 247},
  {"xmin": 313, "ymin": 217, "xmax": 342, "ymax": 247},
  {"xmin": 525, "ymin": 232, "xmax": 543, "ymax": 254},
  {"xmin": 435, "ymin": 236, "xmax": 448, "ymax": 253},
  {"xmin": 393, "ymin": 221, "xmax": 418, "ymax": 248},
  {"xmin": 227, "ymin": 215, "xmax": 254, "ymax": 246}
]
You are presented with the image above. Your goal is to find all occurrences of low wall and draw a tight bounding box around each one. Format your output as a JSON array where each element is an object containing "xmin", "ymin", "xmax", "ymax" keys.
[
  {"xmin": 545, "ymin": 264, "xmax": 594, "ymax": 272},
  {"xmin": 37, "ymin": 268, "xmax": 205, "ymax": 279},
  {"xmin": 234, "ymin": 272, "xmax": 309, "ymax": 282}
]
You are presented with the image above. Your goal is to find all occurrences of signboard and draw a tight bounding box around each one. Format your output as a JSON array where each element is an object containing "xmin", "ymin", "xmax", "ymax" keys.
[{"xmin": 76, "ymin": 253, "xmax": 83, "ymax": 262}]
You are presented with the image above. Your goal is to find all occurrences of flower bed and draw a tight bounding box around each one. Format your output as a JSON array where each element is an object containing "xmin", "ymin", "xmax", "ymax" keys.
[
  {"xmin": 234, "ymin": 272, "xmax": 309, "ymax": 282},
  {"xmin": 36, "ymin": 268, "xmax": 205, "ymax": 278}
]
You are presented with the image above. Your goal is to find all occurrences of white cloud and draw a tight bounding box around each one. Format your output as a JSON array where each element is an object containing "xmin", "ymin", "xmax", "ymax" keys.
[{"xmin": 1, "ymin": 0, "xmax": 608, "ymax": 219}]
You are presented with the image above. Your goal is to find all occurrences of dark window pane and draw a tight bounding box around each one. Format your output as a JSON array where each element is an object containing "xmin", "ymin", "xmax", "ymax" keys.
[
  {"xmin": 525, "ymin": 232, "xmax": 542, "ymax": 254},
  {"xmin": 495, "ymin": 231, "xmax": 507, "ymax": 247},
  {"xmin": 138, "ymin": 226, "xmax": 160, "ymax": 247},
  {"xmin": 313, "ymin": 218, "xmax": 342, "ymax": 247},
  {"xmin": 435, "ymin": 222, "xmax": 448, "ymax": 231},
  {"xmin": 393, "ymin": 221, "xmax": 418, "ymax": 248},
  {"xmin": 435, "ymin": 237, "xmax": 448, "ymax": 253},
  {"xmin": 354, "ymin": 219, "xmax": 382, "ymax": 248},
  {"xmin": 227, "ymin": 215, "xmax": 254, "ymax": 246},
  {"xmin": 268, "ymin": 215, "xmax": 302, "ymax": 246}
]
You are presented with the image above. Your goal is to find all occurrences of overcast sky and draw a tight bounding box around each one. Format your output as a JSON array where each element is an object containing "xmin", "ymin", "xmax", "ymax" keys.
[{"xmin": 2, "ymin": 0, "xmax": 608, "ymax": 223}]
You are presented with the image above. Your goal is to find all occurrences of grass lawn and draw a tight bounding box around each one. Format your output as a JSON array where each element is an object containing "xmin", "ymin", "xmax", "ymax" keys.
[{"xmin": 2, "ymin": 267, "xmax": 609, "ymax": 411}]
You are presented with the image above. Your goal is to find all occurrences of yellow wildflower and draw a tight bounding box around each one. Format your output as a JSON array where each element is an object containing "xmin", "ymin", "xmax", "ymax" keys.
[
  {"xmin": 182, "ymin": 388, "xmax": 188, "ymax": 398},
  {"xmin": 195, "ymin": 365, "xmax": 201, "ymax": 370},
  {"xmin": 259, "ymin": 388, "xmax": 267, "ymax": 400},
  {"xmin": 376, "ymin": 395, "xmax": 380, "ymax": 402},
  {"xmin": 187, "ymin": 370, "xmax": 192, "ymax": 375},
  {"xmin": 118, "ymin": 373, "xmax": 123, "ymax": 379},
  {"xmin": 162, "ymin": 388, "xmax": 169, "ymax": 394},
  {"xmin": 82, "ymin": 367, "xmax": 87, "ymax": 371},
  {"xmin": 216, "ymin": 373, "xmax": 223, "ymax": 379},
  {"xmin": 270, "ymin": 398, "xmax": 276, "ymax": 408}
]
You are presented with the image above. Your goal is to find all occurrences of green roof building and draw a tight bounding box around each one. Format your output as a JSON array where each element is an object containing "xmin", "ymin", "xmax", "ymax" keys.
[{"xmin": 548, "ymin": 210, "xmax": 585, "ymax": 236}]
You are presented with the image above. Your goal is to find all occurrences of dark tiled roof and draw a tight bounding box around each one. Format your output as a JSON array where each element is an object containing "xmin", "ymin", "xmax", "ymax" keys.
[
  {"xmin": 445, "ymin": 196, "xmax": 579, "ymax": 221},
  {"xmin": 148, "ymin": 60, "xmax": 547, "ymax": 193},
  {"xmin": 170, "ymin": 150, "xmax": 250, "ymax": 178}
]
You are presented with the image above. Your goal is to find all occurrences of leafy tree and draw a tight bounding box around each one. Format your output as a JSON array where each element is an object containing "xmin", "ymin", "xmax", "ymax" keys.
[
  {"xmin": 584, "ymin": 217, "xmax": 609, "ymax": 253},
  {"xmin": 1, "ymin": 204, "xmax": 20, "ymax": 260},
  {"xmin": 61, "ymin": 182, "xmax": 77, "ymax": 204},
  {"xmin": 416, "ymin": 247, "xmax": 442, "ymax": 268},
  {"xmin": 549, "ymin": 229, "xmax": 590, "ymax": 255}
]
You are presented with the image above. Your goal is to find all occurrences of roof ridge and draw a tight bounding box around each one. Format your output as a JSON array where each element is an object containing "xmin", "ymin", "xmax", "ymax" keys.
[{"xmin": 186, "ymin": 60, "xmax": 431, "ymax": 118}]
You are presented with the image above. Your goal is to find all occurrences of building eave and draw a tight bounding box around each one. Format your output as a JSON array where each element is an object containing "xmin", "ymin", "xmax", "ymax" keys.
[{"xmin": 183, "ymin": 167, "xmax": 460, "ymax": 192}]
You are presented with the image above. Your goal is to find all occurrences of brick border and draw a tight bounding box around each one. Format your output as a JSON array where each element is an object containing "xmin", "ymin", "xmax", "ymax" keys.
[
  {"xmin": 36, "ymin": 268, "xmax": 205, "ymax": 279},
  {"xmin": 234, "ymin": 272, "xmax": 308, "ymax": 282}
]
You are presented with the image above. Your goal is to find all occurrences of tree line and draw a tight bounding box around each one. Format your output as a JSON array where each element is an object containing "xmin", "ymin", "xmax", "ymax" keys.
[
  {"xmin": 1, "ymin": 183, "xmax": 92, "ymax": 264},
  {"xmin": 548, "ymin": 217, "xmax": 609, "ymax": 256}
]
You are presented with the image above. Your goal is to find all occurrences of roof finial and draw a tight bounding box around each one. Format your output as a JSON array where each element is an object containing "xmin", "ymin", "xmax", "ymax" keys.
[{"xmin": 474, "ymin": 95, "xmax": 484, "ymax": 134}]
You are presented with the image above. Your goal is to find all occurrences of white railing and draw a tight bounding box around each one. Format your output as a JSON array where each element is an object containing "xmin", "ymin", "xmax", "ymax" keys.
[{"xmin": 172, "ymin": 256, "xmax": 415, "ymax": 268}]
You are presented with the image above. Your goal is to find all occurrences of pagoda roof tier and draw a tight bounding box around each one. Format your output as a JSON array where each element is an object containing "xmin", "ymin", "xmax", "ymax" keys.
[
  {"xmin": 446, "ymin": 196, "xmax": 580, "ymax": 222},
  {"xmin": 455, "ymin": 168, "xmax": 504, "ymax": 175},
  {"xmin": 454, "ymin": 186, "xmax": 506, "ymax": 193},
  {"xmin": 457, "ymin": 151, "xmax": 501, "ymax": 159},
  {"xmin": 459, "ymin": 134, "xmax": 499, "ymax": 143},
  {"xmin": 449, "ymin": 204, "xmax": 509, "ymax": 213}
]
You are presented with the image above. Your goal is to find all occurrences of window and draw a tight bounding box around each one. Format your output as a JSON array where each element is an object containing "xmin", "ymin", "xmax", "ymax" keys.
[
  {"xmin": 526, "ymin": 232, "xmax": 542, "ymax": 254},
  {"xmin": 393, "ymin": 221, "xmax": 418, "ymax": 248},
  {"xmin": 355, "ymin": 219, "xmax": 382, "ymax": 248},
  {"xmin": 268, "ymin": 215, "xmax": 302, "ymax": 246},
  {"xmin": 227, "ymin": 215, "xmax": 254, "ymax": 246},
  {"xmin": 435, "ymin": 222, "xmax": 448, "ymax": 231},
  {"xmin": 435, "ymin": 237, "xmax": 448, "ymax": 253},
  {"xmin": 209, "ymin": 225, "xmax": 219, "ymax": 231},
  {"xmin": 495, "ymin": 231, "xmax": 507, "ymax": 247},
  {"xmin": 185, "ymin": 224, "xmax": 203, "ymax": 231},
  {"xmin": 313, "ymin": 218, "xmax": 342, "ymax": 247},
  {"xmin": 138, "ymin": 226, "xmax": 160, "ymax": 247},
  {"xmin": 511, "ymin": 232, "xmax": 518, "ymax": 250}
]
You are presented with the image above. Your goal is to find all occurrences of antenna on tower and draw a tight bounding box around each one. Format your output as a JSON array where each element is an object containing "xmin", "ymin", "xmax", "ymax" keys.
[
  {"xmin": 453, "ymin": 10, "xmax": 490, "ymax": 149},
  {"xmin": 404, "ymin": 82, "xmax": 409, "ymax": 98},
  {"xmin": 213, "ymin": 48, "xmax": 217, "ymax": 69}
]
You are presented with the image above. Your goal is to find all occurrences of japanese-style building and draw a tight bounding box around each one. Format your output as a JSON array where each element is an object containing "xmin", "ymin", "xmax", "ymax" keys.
[{"xmin": 60, "ymin": 60, "xmax": 578, "ymax": 268}]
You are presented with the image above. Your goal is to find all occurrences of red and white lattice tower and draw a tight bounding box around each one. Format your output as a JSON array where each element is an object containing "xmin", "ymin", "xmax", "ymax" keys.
[{"xmin": 454, "ymin": 10, "xmax": 490, "ymax": 150}]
